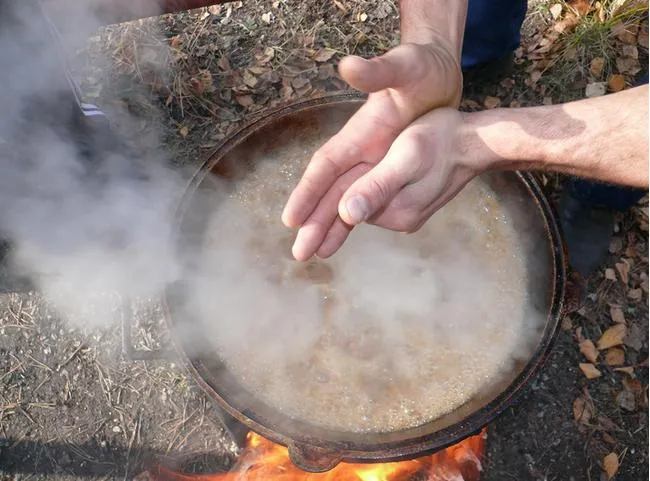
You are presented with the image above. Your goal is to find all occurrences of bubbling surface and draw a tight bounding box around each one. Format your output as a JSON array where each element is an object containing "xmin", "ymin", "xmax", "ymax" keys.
[{"xmin": 191, "ymin": 151, "xmax": 534, "ymax": 434}]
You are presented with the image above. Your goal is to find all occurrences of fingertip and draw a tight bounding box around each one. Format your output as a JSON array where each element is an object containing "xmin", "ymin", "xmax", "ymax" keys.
[
  {"xmin": 338, "ymin": 55, "xmax": 381, "ymax": 93},
  {"xmin": 338, "ymin": 55, "xmax": 367, "ymax": 76},
  {"xmin": 338, "ymin": 194, "xmax": 369, "ymax": 226},
  {"xmin": 291, "ymin": 226, "xmax": 320, "ymax": 262},
  {"xmin": 291, "ymin": 238, "xmax": 311, "ymax": 262},
  {"xmin": 281, "ymin": 206, "xmax": 297, "ymax": 228}
]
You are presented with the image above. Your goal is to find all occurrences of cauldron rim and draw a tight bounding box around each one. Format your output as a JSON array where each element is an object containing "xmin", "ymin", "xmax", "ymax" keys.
[{"xmin": 163, "ymin": 93, "xmax": 568, "ymax": 472}]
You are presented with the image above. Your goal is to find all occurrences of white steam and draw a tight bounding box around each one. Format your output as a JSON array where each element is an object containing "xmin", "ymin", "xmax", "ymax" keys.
[
  {"xmin": 179, "ymin": 153, "xmax": 546, "ymax": 433},
  {"xmin": 0, "ymin": 0, "xmax": 182, "ymax": 326}
]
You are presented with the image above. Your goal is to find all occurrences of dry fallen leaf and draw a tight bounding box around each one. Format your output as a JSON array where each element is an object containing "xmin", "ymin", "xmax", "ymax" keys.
[
  {"xmin": 608, "ymin": 74, "xmax": 626, "ymax": 92},
  {"xmin": 255, "ymin": 47, "xmax": 275, "ymax": 65},
  {"xmin": 217, "ymin": 56, "xmax": 231, "ymax": 71},
  {"xmin": 641, "ymin": 273, "xmax": 649, "ymax": 293},
  {"xmin": 530, "ymin": 70, "xmax": 543, "ymax": 83},
  {"xmin": 614, "ymin": 366, "xmax": 635, "ymax": 376},
  {"xmin": 553, "ymin": 13, "xmax": 580, "ymax": 33},
  {"xmin": 605, "ymin": 268, "xmax": 617, "ymax": 280},
  {"xmin": 483, "ymin": 96, "xmax": 501, "ymax": 109},
  {"xmin": 279, "ymin": 84, "xmax": 293, "ymax": 100},
  {"xmin": 638, "ymin": 29, "xmax": 649, "ymax": 48},
  {"xmin": 579, "ymin": 363, "xmax": 602, "ymax": 379},
  {"xmin": 294, "ymin": 84, "xmax": 313, "ymax": 97},
  {"xmin": 615, "ymin": 261, "xmax": 630, "ymax": 284},
  {"xmin": 314, "ymin": 48, "xmax": 336, "ymax": 62},
  {"xmin": 596, "ymin": 1, "xmax": 606, "ymax": 23},
  {"xmin": 603, "ymin": 452, "xmax": 619, "ymax": 479},
  {"xmin": 616, "ymin": 56, "xmax": 641, "ymax": 75},
  {"xmin": 610, "ymin": 306, "xmax": 626, "ymax": 324},
  {"xmin": 609, "ymin": 236, "xmax": 623, "ymax": 253},
  {"xmin": 622, "ymin": 376, "xmax": 642, "ymax": 393},
  {"xmin": 235, "ymin": 95, "xmax": 254, "ymax": 107},
  {"xmin": 248, "ymin": 66, "xmax": 270, "ymax": 75},
  {"xmin": 317, "ymin": 64, "xmax": 335, "ymax": 80},
  {"xmin": 291, "ymin": 76, "xmax": 310, "ymax": 89},
  {"xmin": 602, "ymin": 432, "xmax": 617, "ymax": 445},
  {"xmin": 590, "ymin": 57, "xmax": 605, "ymax": 77},
  {"xmin": 628, "ymin": 288, "xmax": 643, "ymax": 301},
  {"xmin": 575, "ymin": 326, "xmax": 585, "ymax": 342},
  {"xmin": 579, "ymin": 339, "xmax": 599, "ymax": 363},
  {"xmin": 242, "ymin": 70, "xmax": 259, "ymax": 88},
  {"xmin": 573, "ymin": 395, "xmax": 592, "ymax": 423},
  {"xmin": 208, "ymin": 4, "xmax": 221, "ymax": 15},
  {"xmin": 612, "ymin": 22, "xmax": 639, "ymax": 44},
  {"xmin": 598, "ymin": 324, "xmax": 627, "ymax": 350},
  {"xmin": 550, "ymin": 3, "xmax": 563, "ymax": 19},
  {"xmin": 169, "ymin": 35, "xmax": 182, "ymax": 49},
  {"xmin": 616, "ymin": 390, "xmax": 636, "ymax": 411},
  {"xmin": 624, "ymin": 323, "xmax": 643, "ymax": 351},
  {"xmin": 605, "ymin": 348, "xmax": 625, "ymax": 366},
  {"xmin": 622, "ymin": 44, "xmax": 639, "ymax": 59},
  {"xmin": 568, "ymin": 0, "xmax": 591, "ymax": 16}
]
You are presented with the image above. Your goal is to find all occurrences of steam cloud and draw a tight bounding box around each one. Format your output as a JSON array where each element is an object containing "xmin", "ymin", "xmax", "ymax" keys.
[
  {"xmin": 178, "ymin": 152, "xmax": 546, "ymax": 433},
  {"xmin": 0, "ymin": 0, "xmax": 548, "ymax": 434},
  {"xmin": 0, "ymin": 0, "xmax": 183, "ymax": 327}
]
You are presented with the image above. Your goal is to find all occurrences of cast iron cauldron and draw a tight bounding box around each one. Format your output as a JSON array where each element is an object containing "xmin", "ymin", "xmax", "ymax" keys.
[{"xmin": 163, "ymin": 93, "xmax": 570, "ymax": 473}]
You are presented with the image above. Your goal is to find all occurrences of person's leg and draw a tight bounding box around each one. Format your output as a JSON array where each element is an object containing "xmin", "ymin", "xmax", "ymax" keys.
[
  {"xmin": 461, "ymin": 0, "xmax": 528, "ymax": 69},
  {"xmin": 461, "ymin": 0, "xmax": 527, "ymax": 84}
]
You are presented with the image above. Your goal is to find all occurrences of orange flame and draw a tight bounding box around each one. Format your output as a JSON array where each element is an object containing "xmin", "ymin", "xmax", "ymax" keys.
[{"xmin": 139, "ymin": 429, "xmax": 487, "ymax": 481}]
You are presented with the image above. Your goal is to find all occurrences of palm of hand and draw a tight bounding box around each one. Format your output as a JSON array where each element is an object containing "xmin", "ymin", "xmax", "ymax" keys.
[{"xmin": 282, "ymin": 42, "xmax": 463, "ymax": 261}]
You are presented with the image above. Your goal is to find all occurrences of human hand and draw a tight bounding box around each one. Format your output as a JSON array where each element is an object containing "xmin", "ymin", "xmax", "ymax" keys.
[
  {"xmin": 281, "ymin": 39, "xmax": 462, "ymax": 261},
  {"xmin": 287, "ymin": 107, "xmax": 486, "ymax": 260}
]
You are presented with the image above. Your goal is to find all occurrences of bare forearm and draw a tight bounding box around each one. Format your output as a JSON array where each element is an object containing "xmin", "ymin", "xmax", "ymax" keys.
[
  {"xmin": 400, "ymin": 0, "xmax": 468, "ymax": 57},
  {"xmin": 462, "ymin": 86, "xmax": 649, "ymax": 187}
]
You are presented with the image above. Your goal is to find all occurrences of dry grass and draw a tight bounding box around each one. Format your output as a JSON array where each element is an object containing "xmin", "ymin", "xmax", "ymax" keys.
[{"xmin": 536, "ymin": 0, "xmax": 648, "ymax": 97}]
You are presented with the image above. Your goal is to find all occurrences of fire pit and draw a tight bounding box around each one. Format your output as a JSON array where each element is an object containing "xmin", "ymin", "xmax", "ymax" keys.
[
  {"xmin": 140, "ymin": 429, "xmax": 487, "ymax": 480},
  {"xmin": 161, "ymin": 93, "xmax": 569, "ymax": 473}
]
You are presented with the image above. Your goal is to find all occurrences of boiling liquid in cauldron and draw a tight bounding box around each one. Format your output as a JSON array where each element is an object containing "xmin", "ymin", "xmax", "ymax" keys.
[{"xmin": 193, "ymin": 152, "xmax": 534, "ymax": 434}]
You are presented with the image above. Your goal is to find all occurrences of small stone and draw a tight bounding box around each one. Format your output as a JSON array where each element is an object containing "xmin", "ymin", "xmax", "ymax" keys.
[
  {"xmin": 586, "ymin": 82, "xmax": 607, "ymax": 98},
  {"xmin": 112, "ymin": 425, "xmax": 121, "ymax": 433}
]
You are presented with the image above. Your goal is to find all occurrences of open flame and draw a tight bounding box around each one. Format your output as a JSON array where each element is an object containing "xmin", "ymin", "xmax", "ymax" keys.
[{"xmin": 139, "ymin": 429, "xmax": 487, "ymax": 481}]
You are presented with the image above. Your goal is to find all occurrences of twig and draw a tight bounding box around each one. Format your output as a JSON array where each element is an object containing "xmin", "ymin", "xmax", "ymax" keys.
[
  {"xmin": 0, "ymin": 361, "xmax": 24, "ymax": 382},
  {"xmin": 24, "ymin": 354, "xmax": 54, "ymax": 373},
  {"xmin": 56, "ymin": 343, "xmax": 86, "ymax": 372}
]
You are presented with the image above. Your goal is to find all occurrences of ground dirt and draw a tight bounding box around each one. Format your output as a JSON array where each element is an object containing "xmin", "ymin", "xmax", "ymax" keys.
[{"xmin": 0, "ymin": 1, "xmax": 648, "ymax": 480}]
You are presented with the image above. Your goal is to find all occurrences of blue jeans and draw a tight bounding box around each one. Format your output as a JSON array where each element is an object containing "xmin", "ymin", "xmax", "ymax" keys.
[{"xmin": 462, "ymin": 0, "xmax": 527, "ymax": 69}]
